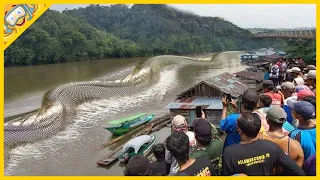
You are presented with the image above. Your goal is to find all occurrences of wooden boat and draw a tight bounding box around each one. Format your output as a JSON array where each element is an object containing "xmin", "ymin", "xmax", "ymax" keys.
[
  {"xmin": 105, "ymin": 113, "xmax": 155, "ymax": 136},
  {"xmin": 118, "ymin": 134, "xmax": 156, "ymax": 163}
]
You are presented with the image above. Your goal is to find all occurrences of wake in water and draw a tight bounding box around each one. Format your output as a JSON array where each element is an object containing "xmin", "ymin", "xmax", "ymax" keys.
[
  {"xmin": 4, "ymin": 52, "xmax": 243, "ymax": 148},
  {"xmin": 5, "ymin": 68, "xmax": 178, "ymax": 175}
]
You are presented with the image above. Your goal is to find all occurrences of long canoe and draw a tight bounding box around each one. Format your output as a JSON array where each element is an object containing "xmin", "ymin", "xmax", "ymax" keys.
[{"xmin": 105, "ymin": 114, "xmax": 154, "ymax": 136}]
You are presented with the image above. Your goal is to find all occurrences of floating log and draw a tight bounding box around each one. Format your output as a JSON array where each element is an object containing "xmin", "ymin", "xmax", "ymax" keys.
[
  {"xmin": 97, "ymin": 143, "xmax": 124, "ymax": 167},
  {"xmin": 150, "ymin": 119, "xmax": 171, "ymax": 132}
]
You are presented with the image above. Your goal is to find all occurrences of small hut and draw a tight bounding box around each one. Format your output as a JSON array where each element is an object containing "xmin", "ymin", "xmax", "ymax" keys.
[
  {"xmin": 233, "ymin": 71, "xmax": 264, "ymax": 90},
  {"xmin": 166, "ymin": 72, "xmax": 249, "ymax": 127}
]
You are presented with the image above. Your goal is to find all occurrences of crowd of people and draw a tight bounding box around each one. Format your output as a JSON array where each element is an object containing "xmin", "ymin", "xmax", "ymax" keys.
[{"xmin": 123, "ymin": 57, "xmax": 316, "ymax": 176}]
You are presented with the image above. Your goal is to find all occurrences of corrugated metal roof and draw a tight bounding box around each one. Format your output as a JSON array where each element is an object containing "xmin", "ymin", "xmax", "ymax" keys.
[
  {"xmin": 262, "ymin": 54, "xmax": 283, "ymax": 60},
  {"xmin": 176, "ymin": 72, "xmax": 249, "ymax": 98},
  {"xmin": 234, "ymin": 71, "xmax": 264, "ymax": 81},
  {"xmin": 203, "ymin": 72, "xmax": 249, "ymax": 98},
  {"xmin": 250, "ymin": 61, "xmax": 270, "ymax": 66},
  {"xmin": 166, "ymin": 97, "xmax": 223, "ymax": 110}
]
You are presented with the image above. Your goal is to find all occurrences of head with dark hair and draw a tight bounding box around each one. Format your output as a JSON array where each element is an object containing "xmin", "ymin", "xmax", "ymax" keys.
[
  {"xmin": 166, "ymin": 131, "xmax": 190, "ymax": 165},
  {"xmin": 195, "ymin": 134, "xmax": 211, "ymax": 147},
  {"xmin": 152, "ymin": 143, "xmax": 165, "ymax": 160},
  {"xmin": 237, "ymin": 113, "xmax": 261, "ymax": 138},
  {"xmin": 193, "ymin": 120, "xmax": 212, "ymax": 147},
  {"xmin": 258, "ymin": 94, "xmax": 272, "ymax": 108},
  {"xmin": 124, "ymin": 155, "xmax": 151, "ymax": 176},
  {"xmin": 241, "ymin": 89, "xmax": 259, "ymax": 111}
]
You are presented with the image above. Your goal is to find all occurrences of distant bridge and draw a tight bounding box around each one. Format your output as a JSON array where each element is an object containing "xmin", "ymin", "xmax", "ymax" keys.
[{"xmin": 253, "ymin": 30, "xmax": 316, "ymax": 39}]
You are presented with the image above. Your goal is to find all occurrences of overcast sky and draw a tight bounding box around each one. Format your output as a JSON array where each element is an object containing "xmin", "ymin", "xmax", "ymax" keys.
[{"xmin": 50, "ymin": 4, "xmax": 316, "ymax": 29}]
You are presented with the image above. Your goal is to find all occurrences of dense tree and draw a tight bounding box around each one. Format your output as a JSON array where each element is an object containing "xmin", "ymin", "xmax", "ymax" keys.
[
  {"xmin": 286, "ymin": 39, "xmax": 316, "ymax": 65},
  {"xmin": 5, "ymin": 4, "xmax": 288, "ymax": 66}
]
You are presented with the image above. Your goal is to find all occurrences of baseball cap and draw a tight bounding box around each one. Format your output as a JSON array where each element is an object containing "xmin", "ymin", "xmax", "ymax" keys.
[
  {"xmin": 242, "ymin": 89, "xmax": 259, "ymax": 107},
  {"xmin": 286, "ymin": 69, "xmax": 292, "ymax": 73},
  {"xmin": 286, "ymin": 96, "xmax": 298, "ymax": 107},
  {"xmin": 193, "ymin": 119, "xmax": 212, "ymax": 139},
  {"xmin": 124, "ymin": 155, "xmax": 151, "ymax": 176},
  {"xmin": 297, "ymin": 90, "xmax": 315, "ymax": 100},
  {"xmin": 266, "ymin": 106, "xmax": 287, "ymax": 124},
  {"xmin": 293, "ymin": 101, "xmax": 315, "ymax": 120},
  {"xmin": 307, "ymin": 70, "xmax": 316, "ymax": 80},
  {"xmin": 172, "ymin": 115, "xmax": 188, "ymax": 131},
  {"xmin": 280, "ymin": 82, "xmax": 295, "ymax": 90},
  {"xmin": 295, "ymin": 85, "xmax": 311, "ymax": 93},
  {"xmin": 307, "ymin": 65, "xmax": 316, "ymax": 70},
  {"xmin": 258, "ymin": 80, "xmax": 274, "ymax": 91},
  {"xmin": 291, "ymin": 67, "xmax": 301, "ymax": 73}
]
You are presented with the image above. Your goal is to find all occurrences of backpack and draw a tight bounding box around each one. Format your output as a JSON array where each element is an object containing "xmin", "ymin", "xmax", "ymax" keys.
[{"xmin": 271, "ymin": 66, "xmax": 278, "ymax": 75}]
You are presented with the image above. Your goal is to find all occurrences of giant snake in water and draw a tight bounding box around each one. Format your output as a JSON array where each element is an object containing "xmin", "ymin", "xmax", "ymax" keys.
[{"xmin": 4, "ymin": 52, "xmax": 243, "ymax": 148}]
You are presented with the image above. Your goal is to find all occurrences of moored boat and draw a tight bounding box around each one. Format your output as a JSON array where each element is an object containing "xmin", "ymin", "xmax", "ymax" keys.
[
  {"xmin": 118, "ymin": 134, "xmax": 156, "ymax": 163},
  {"xmin": 105, "ymin": 113, "xmax": 155, "ymax": 136}
]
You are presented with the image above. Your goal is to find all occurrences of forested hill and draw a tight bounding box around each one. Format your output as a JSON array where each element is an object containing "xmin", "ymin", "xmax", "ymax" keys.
[
  {"xmin": 64, "ymin": 4, "xmax": 281, "ymax": 54},
  {"xmin": 5, "ymin": 4, "xmax": 286, "ymax": 66}
]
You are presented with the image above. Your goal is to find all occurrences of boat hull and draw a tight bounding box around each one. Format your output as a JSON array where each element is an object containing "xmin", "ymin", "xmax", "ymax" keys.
[
  {"xmin": 105, "ymin": 115, "xmax": 154, "ymax": 136},
  {"xmin": 118, "ymin": 134, "xmax": 157, "ymax": 163}
]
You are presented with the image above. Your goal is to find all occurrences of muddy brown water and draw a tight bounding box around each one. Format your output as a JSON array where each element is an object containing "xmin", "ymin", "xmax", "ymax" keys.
[{"xmin": 4, "ymin": 52, "xmax": 246, "ymax": 175}]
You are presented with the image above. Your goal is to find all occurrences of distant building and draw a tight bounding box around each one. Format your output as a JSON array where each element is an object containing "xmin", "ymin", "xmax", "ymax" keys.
[
  {"xmin": 166, "ymin": 72, "xmax": 248, "ymax": 127},
  {"xmin": 233, "ymin": 71, "xmax": 264, "ymax": 90}
]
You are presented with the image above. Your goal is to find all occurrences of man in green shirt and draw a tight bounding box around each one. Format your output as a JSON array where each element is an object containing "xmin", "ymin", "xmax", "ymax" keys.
[{"xmin": 190, "ymin": 119, "xmax": 223, "ymax": 175}]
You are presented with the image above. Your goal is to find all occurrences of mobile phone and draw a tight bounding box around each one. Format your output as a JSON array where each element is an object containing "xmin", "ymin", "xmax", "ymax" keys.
[
  {"xmin": 226, "ymin": 94, "xmax": 232, "ymax": 102},
  {"xmin": 196, "ymin": 106, "xmax": 202, "ymax": 118}
]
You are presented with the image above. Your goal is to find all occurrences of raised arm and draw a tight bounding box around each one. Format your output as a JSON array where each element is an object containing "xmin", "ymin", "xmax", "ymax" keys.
[{"xmin": 221, "ymin": 96, "xmax": 228, "ymax": 120}]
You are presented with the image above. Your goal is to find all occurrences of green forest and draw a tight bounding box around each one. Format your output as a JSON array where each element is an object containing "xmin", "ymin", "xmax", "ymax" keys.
[
  {"xmin": 4, "ymin": 4, "xmax": 306, "ymax": 66},
  {"xmin": 285, "ymin": 39, "xmax": 316, "ymax": 65}
]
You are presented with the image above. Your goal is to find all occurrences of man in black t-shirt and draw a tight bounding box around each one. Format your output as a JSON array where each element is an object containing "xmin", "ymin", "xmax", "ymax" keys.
[
  {"xmin": 222, "ymin": 113, "xmax": 305, "ymax": 176},
  {"xmin": 150, "ymin": 143, "xmax": 169, "ymax": 176},
  {"xmin": 166, "ymin": 131, "xmax": 214, "ymax": 176}
]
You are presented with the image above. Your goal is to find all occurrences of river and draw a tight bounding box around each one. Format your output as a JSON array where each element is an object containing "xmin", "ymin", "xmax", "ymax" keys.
[{"xmin": 4, "ymin": 51, "xmax": 247, "ymax": 175}]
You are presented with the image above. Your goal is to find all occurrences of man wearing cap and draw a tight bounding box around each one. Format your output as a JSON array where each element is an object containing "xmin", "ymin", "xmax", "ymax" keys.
[
  {"xmin": 288, "ymin": 101, "xmax": 316, "ymax": 160},
  {"xmin": 291, "ymin": 67, "xmax": 304, "ymax": 86},
  {"xmin": 165, "ymin": 115, "xmax": 196, "ymax": 174},
  {"xmin": 303, "ymin": 65, "xmax": 316, "ymax": 75},
  {"xmin": 258, "ymin": 106, "xmax": 304, "ymax": 173},
  {"xmin": 305, "ymin": 70, "xmax": 316, "ymax": 94},
  {"xmin": 222, "ymin": 113, "xmax": 305, "ymax": 176},
  {"xmin": 124, "ymin": 155, "xmax": 151, "ymax": 176},
  {"xmin": 190, "ymin": 120, "xmax": 223, "ymax": 175},
  {"xmin": 278, "ymin": 82, "xmax": 296, "ymax": 125},
  {"xmin": 220, "ymin": 89, "xmax": 259, "ymax": 149},
  {"xmin": 259, "ymin": 80, "xmax": 283, "ymax": 107},
  {"xmin": 280, "ymin": 82, "xmax": 296, "ymax": 100},
  {"xmin": 285, "ymin": 69, "xmax": 294, "ymax": 82},
  {"xmin": 192, "ymin": 106, "xmax": 221, "ymax": 141},
  {"xmin": 297, "ymin": 89, "xmax": 315, "ymax": 101}
]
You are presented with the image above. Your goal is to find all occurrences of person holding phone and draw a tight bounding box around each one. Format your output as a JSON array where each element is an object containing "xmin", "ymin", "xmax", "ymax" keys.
[
  {"xmin": 192, "ymin": 106, "xmax": 220, "ymax": 141},
  {"xmin": 220, "ymin": 89, "xmax": 259, "ymax": 149}
]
